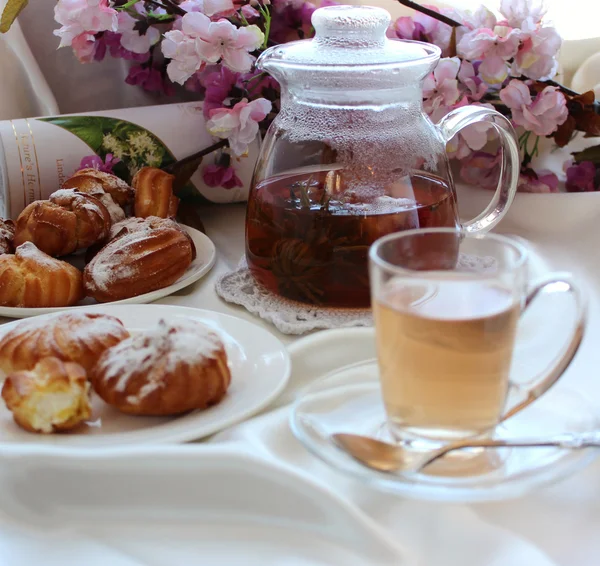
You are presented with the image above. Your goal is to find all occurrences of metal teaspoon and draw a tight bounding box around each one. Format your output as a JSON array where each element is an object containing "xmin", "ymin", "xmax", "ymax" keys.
[{"xmin": 331, "ymin": 432, "xmax": 600, "ymax": 474}]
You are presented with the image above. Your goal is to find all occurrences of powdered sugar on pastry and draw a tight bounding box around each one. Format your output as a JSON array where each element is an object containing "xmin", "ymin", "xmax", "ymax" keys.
[
  {"xmin": 97, "ymin": 193, "xmax": 126, "ymax": 223},
  {"xmin": 0, "ymin": 311, "xmax": 130, "ymax": 376},
  {"xmin": 15, "ymin": 241, "xmax": 60, "ymax": 269},
  {"xmin": 84, "ymin": 228, "xmax": 168, "ymax": 292},
  {"xmin": 49, "ymin": 188, "xmax": 77, "ymax": 200},
  {"xmin": 87, "ymin": 254, "xmax": 139, "ymax": 292},
  {"xmin": 97, "ymin": 318, "xmax": 222, "ymax": 397},
  {"xmin": 83, "ymin": 217, "xmax": 195, "ymax": 303}
]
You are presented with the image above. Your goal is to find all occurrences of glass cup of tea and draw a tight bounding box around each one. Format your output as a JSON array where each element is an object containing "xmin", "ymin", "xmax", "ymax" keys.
[{"xmin": 369, "ymin": 228, "xmax": 586, "ymax": 443}]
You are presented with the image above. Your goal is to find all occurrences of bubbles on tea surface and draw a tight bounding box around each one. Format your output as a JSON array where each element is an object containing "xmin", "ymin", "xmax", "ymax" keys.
[{"xmin": 336, "ymin": 194, "xmax": 415, "ymax": 215}]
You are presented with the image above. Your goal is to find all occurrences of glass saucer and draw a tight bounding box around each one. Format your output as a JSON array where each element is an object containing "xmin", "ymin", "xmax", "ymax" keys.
[{"xmin": 290, "ymin": 360, "xmax": 600, "ymax": 503}]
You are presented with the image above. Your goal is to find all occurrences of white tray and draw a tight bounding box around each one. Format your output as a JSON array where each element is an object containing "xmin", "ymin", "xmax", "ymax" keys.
[{"xmin": 0, "ymin": 445, "xmax": 414, "ymax": 565}]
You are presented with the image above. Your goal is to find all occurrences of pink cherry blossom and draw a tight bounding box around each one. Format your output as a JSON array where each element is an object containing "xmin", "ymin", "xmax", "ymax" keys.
[
  {"xmin": 184, "ymin": 13, "xmax": 264, "ymax": 72},
  {"xmin": 202, "ymin": 164, "xmax": 243, "ymax": 189},
  {"xmin": 98, "ymin": 31, "xmax": 150, "ymax": 62},
  {"xmin": 499, "ymin": 80, "xmax": 568, "ymax": 136},
  {"xmin": 117, "ymin": 11, "xmax": 160, "ymax": 54},
  {"xmin": 198, "ymin": 65, "xmax": 239, "ymax": 118},
  {"xmin": 71, "ymin": 33, "xmax": 97, "ymax": 63},
  {"xmin": 126, "ymin": 64, "xmax": 175, "ymax": 95},
  {"xmin": 518, "ymin": 167, "xmax": 559, "ymax": 193},
  {"xmin": 565, "ymin": 161, "xmax": 598, "ymax": 192},
  {"xmin": 416, "ymin": 5, "xmax": 449, "ymax": 46},
  {"xmin": 444, "ymin": 101, "xmax": 493, "ymax": 159},
  {"xmin": 458, "ymin": 60, "xmax": 487, "ymax": 101},
  {"xmin": 460, "ymin": 5, "xmax": 498, "ymax": 30},
  {"xmin": 162, "ymin": 29, "xmax": 204, "ymax": 84},
  {"xmin": 512, "ymin": 27, "xmax": 562, "ymax": 81},
  {"xmin": 238, "ymin": 69, "xmax": 280, "ymax": 100},
  {"xmin": 207, "ymin": 98, "xmax": 272, "ymax": 155},
  {"xmin": 457, "ymin": 25, "xmax": 520, "ymax": 84},
  {"xmin": 390, "ymin": 17, "xmax": 424, "ymax": 41},
  {"xmin": 241, "ymin": 4, "xmax": 261, "ymax": 21},
  {"xmin": 163, "ymin": 12, "xmax": 263, "ymax": 83},
  {"xmin": 389, "ymin": 11, "xmax": 439, "ymax": 42},
  {"xmin": 54, "ymin": 0, "xmax": 118, "ymax": 48},
  {"xmin": 423, "ymin": 57, "xmax": 461, "ymax": 116},
  {"xmin": 180, "ymin": 0, "xmax": 235, "ymax": 17},
  {"xmin": 436, "ymin": 5, "xmax": 497, "ymax": 53},
  {"xmin": 500, "ymin": 0, "xmax": 546, "ymax": 30}
]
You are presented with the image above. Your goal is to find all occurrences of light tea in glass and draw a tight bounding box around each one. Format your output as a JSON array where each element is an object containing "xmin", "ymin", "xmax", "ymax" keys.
[
  {"xmin": 369, "ymin": 228, "xmax": 587, "ymax": 443},
  {"xmin": 374, "ymin": 279, "xmax": 520, "ymax": 439}
]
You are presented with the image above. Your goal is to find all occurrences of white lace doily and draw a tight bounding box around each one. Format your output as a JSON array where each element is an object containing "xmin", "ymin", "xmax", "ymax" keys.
[
  {"xmin": 215, "ymin": 258, "xmax": 372, "ymax": 335},
  {"xmin": 216, "ymin": 254, "xmax": 497, "ymax": 335}
]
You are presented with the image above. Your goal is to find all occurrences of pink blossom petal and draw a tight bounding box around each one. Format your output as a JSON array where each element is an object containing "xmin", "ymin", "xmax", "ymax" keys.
[
  {"xmin": 204, "ymin": 0, "xmax": 235, "ymax": 16},
  {"xmin": 460, "ymin": 150, "xmax": 502, "ymax": 189},
  {"xmin": 499, "ymin": 80, "xmax": 532, "ymax": 108},
  {"xmin": 222, "ymin": 47, "xmax": 254, "ymax": 72},
  {"xmin": 566, "ymin": 161, "xmax": 597, "ymax": 192},
  {"xmin": 182, "ymin": 11, "xmax": 211, "ymax": 38},
  {"xmin": 234, "ymin": 25, "xmax": 264, "ymax": 50},
  {"xmin": 195, "ymin": 37, "xmax": 222, "ymax": 62},
  {"xmin": 434, "ymin": 57, "xmax": 460, "ymax": 84},
  {"xmin": 208, "ymin": 19, "xmax": 238, "ymax": 42},
  {"xmin": 478, "ymin": 55, "xmax": 509, "ymax": 84},
  {"xmin": 206, "ymin": 97, "xmax": 271, "ymax": 156}
]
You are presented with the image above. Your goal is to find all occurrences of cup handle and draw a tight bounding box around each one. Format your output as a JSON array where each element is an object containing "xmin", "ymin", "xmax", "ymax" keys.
[
  {"xmin": 501, "ymin": 276, "xmax": 587, "ymax": 422},
  {"xmin": 436, "ymin": 105, "xmax": 520, "ymax": 234}
]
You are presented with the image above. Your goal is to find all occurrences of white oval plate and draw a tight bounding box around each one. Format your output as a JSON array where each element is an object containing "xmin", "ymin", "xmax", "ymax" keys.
[
  {"xmin": 0, "ymin": 225, "xmax": 216, "ymax": 319},
  {"xmin": 0, "ymin": 304, "xmax": 290, "ymax": 446}
]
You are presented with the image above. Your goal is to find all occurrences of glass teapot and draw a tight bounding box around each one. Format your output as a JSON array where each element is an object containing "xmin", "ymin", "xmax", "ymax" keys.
[{"xmin": 245, "ymin": 5, "xmax": 520, "ymax": 308}]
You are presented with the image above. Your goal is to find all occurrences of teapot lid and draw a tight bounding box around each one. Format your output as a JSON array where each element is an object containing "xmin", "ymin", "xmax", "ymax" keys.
[{"xmin": 258, "ymin": 5, "xmax": 440, "ymax": 71}]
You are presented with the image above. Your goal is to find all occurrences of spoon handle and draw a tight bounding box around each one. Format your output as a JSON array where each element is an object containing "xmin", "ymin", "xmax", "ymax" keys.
[
  {"xmin": 470, "ymin": 433, "xmax": 600, "ymax": 450},
  {"xmin": 421, "ymin": 432, "xmax": 600, "ymax": 470}
]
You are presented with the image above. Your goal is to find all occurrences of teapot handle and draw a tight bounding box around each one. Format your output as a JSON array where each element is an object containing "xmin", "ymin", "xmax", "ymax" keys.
[{"xmin": 436, "ymin": 106, "xmax": 520, "ymax": 234}]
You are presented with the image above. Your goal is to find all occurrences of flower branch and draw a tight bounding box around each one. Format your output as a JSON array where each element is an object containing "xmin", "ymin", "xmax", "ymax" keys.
[{"xmin": 396, "ymin": 0, "xmax": 461, "ymax": 27}]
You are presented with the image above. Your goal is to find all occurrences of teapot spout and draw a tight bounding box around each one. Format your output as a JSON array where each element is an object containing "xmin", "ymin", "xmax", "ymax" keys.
[{"xmin": 256, "ymin": 49, "xmax": 288, "ymax": 85}]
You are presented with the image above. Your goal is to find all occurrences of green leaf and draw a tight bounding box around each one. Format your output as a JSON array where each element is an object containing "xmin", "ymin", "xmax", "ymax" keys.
[
  {"xmin": 147, "ymin": 11, "xmax": 174, "ymax": 21},
  {"xmin": 1, "ymin": 0, "xmax": 28, "ymax": 33},
  {"xmin": 572, "ymin": 145, "xmax": 600, "ymax": 165},
  {"xmin": 40, "ymin": 116, "xmax": 105, "ymax": 152},
  {"xmin": 116, "ymin": 0, "xmax": 139, "ymax": 10},
  {"xmin": 111, "ymin": 120, "xmax": 142, "ymax": 142}
]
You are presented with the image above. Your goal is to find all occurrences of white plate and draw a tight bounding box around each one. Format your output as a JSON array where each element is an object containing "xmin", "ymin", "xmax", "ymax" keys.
[
  {"xmin": 0, "ymin": 304, "xmax": 290, "ymax": 446},
  {"xmin": 0, "ymin": 445, "xmax": 413, "ymax": 565},
  {"xmin": 0, "ymin": 225, "xmax": 216, "ymax": 319}
]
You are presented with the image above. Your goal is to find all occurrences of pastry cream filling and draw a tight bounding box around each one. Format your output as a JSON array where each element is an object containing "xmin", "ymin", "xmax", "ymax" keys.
[{"xmin": 23, "ymin": 391, "xmax": 81, "ymax": 433}]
